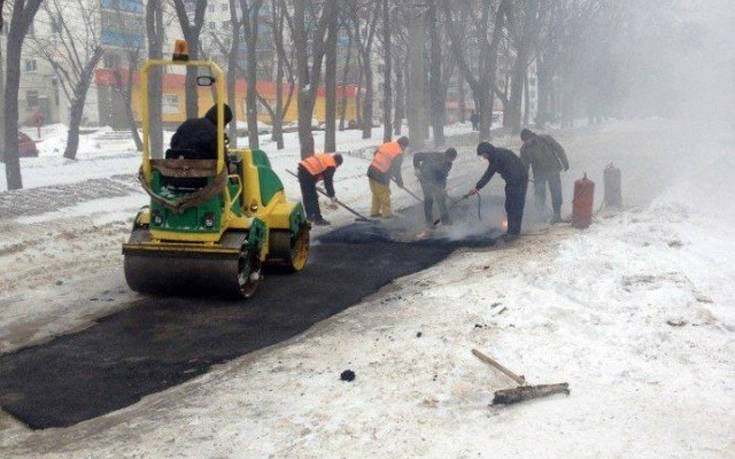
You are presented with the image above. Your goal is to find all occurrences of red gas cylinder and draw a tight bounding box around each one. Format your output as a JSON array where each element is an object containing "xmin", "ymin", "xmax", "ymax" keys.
[{"xmin": 572, "ymin": 173, "xmax": 595, "ymax": 229}]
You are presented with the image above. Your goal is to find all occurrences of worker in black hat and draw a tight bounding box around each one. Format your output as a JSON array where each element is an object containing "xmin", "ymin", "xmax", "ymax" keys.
[
  {"xmin": 468, "ymin": 142, "xmax": 529, "ymax": 238},
  {"xmin": 413, "ymin": 148, "xmax": 457, "ymax": 227}
]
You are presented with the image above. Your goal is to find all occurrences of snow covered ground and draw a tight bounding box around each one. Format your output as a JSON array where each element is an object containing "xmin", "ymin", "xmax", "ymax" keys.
[{"xmin": 1, "ymin": 119, "xmax": 734, "ymax": 457}]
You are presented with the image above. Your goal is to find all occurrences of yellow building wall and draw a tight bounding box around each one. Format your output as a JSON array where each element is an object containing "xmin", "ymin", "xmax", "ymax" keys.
[{"xmin": 130, "ymin": 84, "xmax": 358, "ymax": 126}]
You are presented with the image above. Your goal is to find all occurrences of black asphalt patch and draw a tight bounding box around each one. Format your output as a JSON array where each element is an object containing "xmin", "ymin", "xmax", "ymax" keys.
[{"xmin": 0, "ymin": 204, "xmax": 503, "ymax": 430}]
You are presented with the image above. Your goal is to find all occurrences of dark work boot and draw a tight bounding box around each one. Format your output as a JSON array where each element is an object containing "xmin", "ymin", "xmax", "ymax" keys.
[
  {"xmin": 313, "ymin": 217, "xmax": 331, "ymax": 226},
  {"xmin": 551, "ymin": 213, "xmax": 562, "ymax": 224}
]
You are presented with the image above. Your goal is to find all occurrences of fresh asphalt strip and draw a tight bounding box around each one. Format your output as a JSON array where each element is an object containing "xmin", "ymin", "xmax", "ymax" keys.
[{"xmin": 0, "ymin": 201, "xmax": 505, "ymax": 430}]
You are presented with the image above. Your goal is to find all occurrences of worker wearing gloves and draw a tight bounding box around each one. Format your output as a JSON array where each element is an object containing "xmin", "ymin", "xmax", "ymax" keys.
[
  {"xmin": 469, "ymin": 142, "xmax": 529, "ymax": 239},
  {"xmin": 519, "ymin": 128, "xmax": 569, "ymax": 223},
  {"xmin": 298, "ymin": 153, "xmax": 343, "ymax": 226},
  {"xmin": 413, "ymin": 148, "xmax": 457, "ymax": 227},
  {"xmin": 367, "ymin": 136, "xmax": 409, "ymax": 218}
]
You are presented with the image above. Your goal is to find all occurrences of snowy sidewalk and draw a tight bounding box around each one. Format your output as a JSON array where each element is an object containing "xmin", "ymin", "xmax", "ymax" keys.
[{"xmin": 0, "ymin": 175, "xmax": 139, "ymax": 219}]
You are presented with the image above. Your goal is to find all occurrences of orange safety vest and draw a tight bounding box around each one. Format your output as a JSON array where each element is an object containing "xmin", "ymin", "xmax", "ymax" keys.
[
  {"xmin": 300, "ymin": 153, "xmax": 337, "ymax": 177},
  {"xmin": 370, "ymin": 141, "xmax": 403, "ymax": 173}
]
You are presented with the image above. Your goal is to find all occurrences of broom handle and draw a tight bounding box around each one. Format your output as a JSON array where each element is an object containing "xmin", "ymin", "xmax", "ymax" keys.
[
  {"xmin": 472, "ymin": 349, "xmax": 526, "ymax": 386},
  {"xmin": 286, "ymin": 169, "xmax": 372, "ymax": 221}
]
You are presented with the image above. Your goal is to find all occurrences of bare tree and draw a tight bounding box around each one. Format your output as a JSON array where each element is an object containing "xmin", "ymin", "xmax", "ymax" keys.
[
  {"xmin": 3, "ymin": 0, "xmax": 43, "ymax": 189},
  {"xmin": 323, "ymin": 1, "xmax": 338, "ymax": 152},
  {"xmin": 286, "ymin": 0, "xmax": 337, "ymax": 158},
  {"xmin": 381, "ymin": 0, "xmax": 392, "ymax": 143},
  {"xmin": 444, "ymin": 0, "xmax": 508, "ymax": 141},
  {"xmin": 0, "ymin": 2, "xmax": 6, "ymax": 163},
  {"xmin": 348, "ymin": 0, "xmax": 379, "ymax": 139},
  {"xmin": 427, "ymin": 0, "xmax": 456, "ymax": 146},
  {"xmin": 338, "ymin": 26, "xmax": 353, "ymax": 131},
  {"xmin": 112, "ymin": 49, "xmax": 144, "ymax": 151},
  {"xmin": 31, "ymin": 0, "xmax": 104, "ymax": 160},
  {"xmin": 406, "ymin": 3, "xmax": 428, "ymax": 148},
  {"xmin": 172, "ymin": 0, "xmax": 207, "ymax": 119},
  {"xmin": 146, "ymin": 0, "xmax": 164, "ymax": 158},
  {"xmin": 239, "ymin": 0, "xmax": 264, "ymax": 149},
  {"xmin": 505, "ymin": 0, "xmax": 540, "ymax": 134}
]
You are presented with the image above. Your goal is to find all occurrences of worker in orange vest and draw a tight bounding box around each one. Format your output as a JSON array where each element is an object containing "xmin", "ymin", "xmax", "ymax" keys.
[
  {"xmin": 298, "ymin": 153, "xmax": 344, "ymax": 226},
  {"xmin": 367, "ymin": 136, "xmax": 409, "ymax": 218}
]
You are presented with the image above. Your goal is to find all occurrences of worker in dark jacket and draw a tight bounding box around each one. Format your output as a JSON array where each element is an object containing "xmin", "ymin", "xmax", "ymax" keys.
[
  {"xmin": 469, "ymin": 142, "xmax": 529, "ymax": 238},
  {"xmin": 413, "ymin": 148, "xmax": 457, "ymax": 227},
  {"xmin": 168, "ymin": 104, "xmax": 233, "ymax": 160},
  {"xmin": 519, "ymin": 128, "xmax": 569, "ymax": 223},
  {"xmin": 298, "ymin": 153, "xmax": 343, "ymax": 226},
  {"xmin": 367, "ymin": 136, "xmax": 408, "ymax": 218}
]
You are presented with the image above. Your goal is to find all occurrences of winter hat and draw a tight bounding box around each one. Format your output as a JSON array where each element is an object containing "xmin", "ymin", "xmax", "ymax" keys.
[
  {"xmin": 445, "ymin": 148, "xmax": 457, "ymax": 160},
  {"xmin": 477, "ymin": 142, "xmax": 495, "ymax": 156},
  {"xmin": 205, "ymin": 103, "xmax": 233, "ymax": 125},
  {"xmin": 397, "ymin": 136, "xmax": 409, "ymax": 148},
  {"xmin": 333, "ymin": 153, "xmax": 344, "ymax": 166},
  {"xmin": 520, "ymin": 128, "xmax": 534, "ymax": 141}
]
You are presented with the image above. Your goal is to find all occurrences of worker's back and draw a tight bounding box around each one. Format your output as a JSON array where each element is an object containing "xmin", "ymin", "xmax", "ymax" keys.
[{"xmin": 167, "ymin": 104, "xmax": 232, "ymax": 160}]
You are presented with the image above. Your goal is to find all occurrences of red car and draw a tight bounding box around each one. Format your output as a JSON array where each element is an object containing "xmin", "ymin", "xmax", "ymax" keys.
[
  {"xmin": 1, "ymin": 132, "xmax": 38, "ymax": 163},
  {"xmin": 18, "ymin": 132, "xmax": 39, "ymax": 157}
]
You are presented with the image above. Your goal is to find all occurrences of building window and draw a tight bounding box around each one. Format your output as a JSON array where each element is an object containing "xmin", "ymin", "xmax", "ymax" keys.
[
  {"xmin": 209, "ymin": 21, "xmax": 216, "ymax": 29},
  {"xmin": 208, "ymin": 3, "xmax": 215, "ymax": 12},
  {"xmin": 27, "ymin": 90, "xmax": 39, "ymax": 108},
  {"xmin": 103, "ymin": 53, "xmax": 121, "ymax": 69},
  {"xmin": 25, "ymin": 60, "xmax": 38, "ymax": 72},
  {"xmin": 221, "ymin": 3, "xmax": 228, "ymax": 11},
  {"xmin": 162, "ymin": 94, "xmax": 180, "ymax": 114}
]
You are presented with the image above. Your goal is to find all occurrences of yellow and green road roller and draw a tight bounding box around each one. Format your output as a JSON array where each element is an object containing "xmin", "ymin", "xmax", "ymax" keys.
[{"xmin": 123, "ymin": 42, "xmax": 309, "ymax": 298}]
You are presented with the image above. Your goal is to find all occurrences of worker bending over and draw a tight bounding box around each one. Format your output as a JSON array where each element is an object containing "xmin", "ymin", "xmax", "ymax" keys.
[
  {"xmin": 413, "ymin": 148, "xmax": 457, "ymax": 227},
  {"xmin": 520, "ymin": 128, "xmax": 569, "ymax": 223},
  {"xmin": 367, "ymin": 136, "xmax": 409, "ymax": 218},
  {"xmin": 298, "ymin": 153, "xmax": 343, "ymax": 226},
  {"xmin": 469, "ymin": 142, "xmax": 529, "ymax": 239}
]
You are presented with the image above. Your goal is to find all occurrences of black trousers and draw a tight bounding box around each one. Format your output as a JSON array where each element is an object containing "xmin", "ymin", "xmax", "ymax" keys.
[
  {"xmin": 534, "ymin": 171, "xmax": 563, "ymax": 216},
  {"xmin": 505, "ymin": 177, "xmax": 528, "ymax": 236},
  {"xmin": 420, "ymin": 179, "xmax": 449, "ymax": 226},
  {"xmin": 298, "ymin": 166, "xmax": 321, "ymax": 220}
]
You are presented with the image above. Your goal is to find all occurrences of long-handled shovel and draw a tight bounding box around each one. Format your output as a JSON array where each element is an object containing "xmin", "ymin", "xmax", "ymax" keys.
[
  {"xmin": 286, "ymin": 169, "xmax": 375, "ymax": 223},
  {"xmin": 391, "ymin": 178, "xmax": 423, "ymax": 204},
  {"xmin": 471, "ymin": 349, "xmax": 570, "ymax": 405},
  {"xmin": 432, "ymin": 193, "xmax": 471, "ymax": 226}
]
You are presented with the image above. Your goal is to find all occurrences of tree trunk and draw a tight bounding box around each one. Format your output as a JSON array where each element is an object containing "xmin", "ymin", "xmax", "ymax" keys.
[
  {"xmin": 338, "ymin": 33, "xmax": 353, "ymax": 131},
  {"xmin": 244, "ymin": 1, "xmax": 263, "ymax": 149},
  {"xmin": 428, "ymin": 0, "xmax": 444, "ymax": 146},
  {"xmin": 381, "ymin": 0, "xmax": 392, "ymax": 143},
  {"xmin": 4, "ymin": 0, "xmax": 44, "ymax": 189},
  {"xmin": 4, "ymin": 35, "xmax": 23, "ymax": 189},
  {"xmin": 355, "ymin": 51, "xmax": 363, "ymax": 127},
  {"xmin": 362, "ymin": 56, "xmax": 373, "ymax": 139},
  {"xmin": 0, "ymin": 34, "xmax": 5, "ymax": 163},
  {"xmin": 536, "ymin": 58, "xmax": 548, "ymax": 129},
  {"xmin": 64, "ymin": 50, "xmax": 104, "ymax": 160},
  {"xmin": 147, "ymin": 0, "xmax": 164, "ymax": 158},
  {"xmin": 407, "ymin": 5, "xmax": 427, "ymax": 149},
  {"xmin": 273, "ymin": 60, "xmax": 285, "ymax": 149},
  {"xmin": 227, "ymin": 0, "xmax": 240, "ymax": 148},
  {"xmin": 324, "ymin": 6, "xmax": 337, "ymax": 152},
  {"xmin": 393, "ymin": 59, "xmax": 404, "ymax": 136},
  {"xmin": 458, "ymin": 77, "xmax": 465, "ymax": 124},
  {"xmin": 523, "ymin": 71, "xmax": 530, "ymax": 127}
]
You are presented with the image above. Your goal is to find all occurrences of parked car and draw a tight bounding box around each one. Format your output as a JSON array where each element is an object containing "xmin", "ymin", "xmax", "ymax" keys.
[{"xmin": 1, "ymin": 132, "xmax": 39, "ymax": 163}]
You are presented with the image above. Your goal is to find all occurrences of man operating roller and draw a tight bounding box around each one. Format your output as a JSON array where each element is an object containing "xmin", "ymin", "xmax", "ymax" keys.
[
  {"xmin": 413, "ymin": 148, "xmax": 457, "ymax": 228},
  {"xmin": 298, "ymin": 153, "xmax": 343, "ymax": 226},
  {"xmin": 469, "ymin": 142, "xmax": 529, "ymax": 239}
]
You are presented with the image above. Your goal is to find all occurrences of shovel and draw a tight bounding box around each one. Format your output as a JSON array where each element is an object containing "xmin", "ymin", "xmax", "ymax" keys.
[
  {"xmin": 286, "ymin": 169, "xmax": 376, "ymax": 223},
  {"xmin": 471, "ymin": 349, "xmax": 570, "ymax": 405}
]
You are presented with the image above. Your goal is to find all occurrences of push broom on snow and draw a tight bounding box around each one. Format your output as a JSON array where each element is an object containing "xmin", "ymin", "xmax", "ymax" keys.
[{"xmin": 471, "ymin": 349, "xmax": 570, "ymax": 405}]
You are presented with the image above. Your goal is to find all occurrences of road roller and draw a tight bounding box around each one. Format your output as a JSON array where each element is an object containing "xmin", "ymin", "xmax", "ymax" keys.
[{"xmin": 122, "ymin": 42, "xmax": 309, "ymax": 298}]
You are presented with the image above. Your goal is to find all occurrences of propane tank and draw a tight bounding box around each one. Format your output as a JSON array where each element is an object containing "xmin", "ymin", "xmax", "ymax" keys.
[
  {"xmin": 603, "ymin": 163, "xmax": 622, "ymax": 208},
  {"xmin": 572, "ymin": 173, "xmax": 595, "ymax": 229}
]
